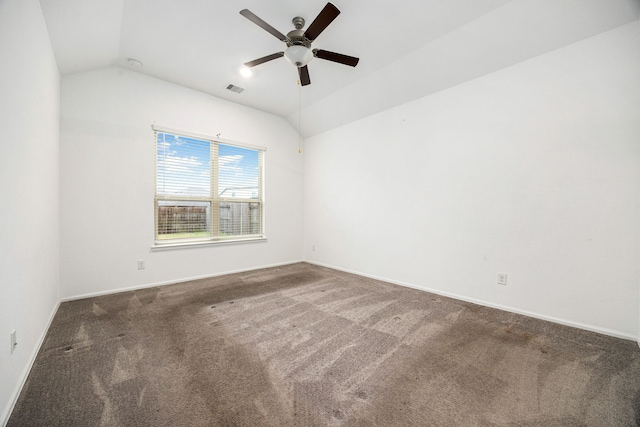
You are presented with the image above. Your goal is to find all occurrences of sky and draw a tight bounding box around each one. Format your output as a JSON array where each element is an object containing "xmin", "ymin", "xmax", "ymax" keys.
[{"xmin": 156, "ymin": 132, "xmax": 259, "ymax": 199}]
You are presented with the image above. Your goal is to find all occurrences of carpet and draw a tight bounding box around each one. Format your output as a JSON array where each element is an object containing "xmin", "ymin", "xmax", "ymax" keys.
[{"xmin": 8, "ymin": 262, "xmax": 640, "ymax": 426}]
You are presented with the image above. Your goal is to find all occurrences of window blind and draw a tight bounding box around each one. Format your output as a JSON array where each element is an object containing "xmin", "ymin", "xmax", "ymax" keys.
[{"xmin": 154, "ymin": 129, "xmax": 264, "ymax": 244}]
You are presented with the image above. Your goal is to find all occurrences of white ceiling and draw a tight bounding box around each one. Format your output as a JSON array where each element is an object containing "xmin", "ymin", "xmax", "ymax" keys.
[{"xmin": 39, "ymin": 0, "xmax": 639, "ymax": 137}]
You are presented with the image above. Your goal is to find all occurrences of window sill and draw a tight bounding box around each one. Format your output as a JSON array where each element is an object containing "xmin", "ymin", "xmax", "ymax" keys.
[{"xmin": 151, "ymin": 236, "xmax": 267, "ymax": 251}]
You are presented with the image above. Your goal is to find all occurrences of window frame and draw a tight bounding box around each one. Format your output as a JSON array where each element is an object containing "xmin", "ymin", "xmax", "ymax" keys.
[{"xmin": 152, "ymin": 125, "xmax": 266, "ymax": 249}]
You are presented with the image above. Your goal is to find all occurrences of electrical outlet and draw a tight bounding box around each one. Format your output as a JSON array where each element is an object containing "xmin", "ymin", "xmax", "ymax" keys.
[
  {"xmin": 137, "ymin": 260, "xmax": 145, "ymax": 270},
  {"xmin": 498, "ymin": 273, "xmax": 508, "ymax": 286},
  {"xmin": 10, "ymin": 330, "xmax": 17, "ymax": 354},
  {"xmin": 312, "ymin": 245, "xmax": 316, "ymax": 252}
]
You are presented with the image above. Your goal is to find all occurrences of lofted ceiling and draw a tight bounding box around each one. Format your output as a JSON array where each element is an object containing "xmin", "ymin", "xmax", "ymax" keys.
[{"xmin": 39, "ymin": 0, "xmax": 639, "ymax": 137}]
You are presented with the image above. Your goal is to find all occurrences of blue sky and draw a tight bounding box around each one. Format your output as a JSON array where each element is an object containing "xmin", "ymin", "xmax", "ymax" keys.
[{"xmin": 156, "ymin": 132, "xmax": 259, "ymax": 198}]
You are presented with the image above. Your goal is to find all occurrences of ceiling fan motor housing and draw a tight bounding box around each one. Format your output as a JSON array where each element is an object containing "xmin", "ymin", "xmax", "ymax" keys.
[{"xmin": 286, "ymin": 28, "xmax": 311, "ymax": 48}]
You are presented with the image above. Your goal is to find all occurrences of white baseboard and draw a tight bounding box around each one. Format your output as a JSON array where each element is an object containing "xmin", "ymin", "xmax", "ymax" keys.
[
  {"xmin": 61, "ymin": 259, "xmax": 305, "ymax": 302},
  {"xmin": 305, "ymin": 260, "xmax": 638, "ymax": 343},
  {"xmin": 1, "ymin": 300, "xmax": 61, "ymax": 427}
]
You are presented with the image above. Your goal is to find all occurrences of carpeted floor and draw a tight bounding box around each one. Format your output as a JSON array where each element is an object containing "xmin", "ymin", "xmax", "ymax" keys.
[{"xmin": 8, "ymin": 262, "xmax": 640, "ymax": 426}]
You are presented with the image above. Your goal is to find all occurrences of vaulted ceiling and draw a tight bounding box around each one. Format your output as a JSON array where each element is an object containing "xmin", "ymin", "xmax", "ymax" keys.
[{"xmin": 39, "ymin": 0, "xmax": 639, "ymax": 137}]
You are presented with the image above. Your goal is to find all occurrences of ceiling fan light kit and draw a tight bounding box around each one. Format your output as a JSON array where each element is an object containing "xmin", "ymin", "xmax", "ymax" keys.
[
  {"xmin": 284, "ymin": 45, "xmax": 313, "ymax": 67},
  {"xmin": 240, "ymin": 2, "xmax": 359, "ymax": 86}
]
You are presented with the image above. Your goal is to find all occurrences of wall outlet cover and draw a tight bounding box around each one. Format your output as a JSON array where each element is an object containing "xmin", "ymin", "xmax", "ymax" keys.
[{"xmin": 498, "ymin": 273, "xmax": 508, "ymax": 285}]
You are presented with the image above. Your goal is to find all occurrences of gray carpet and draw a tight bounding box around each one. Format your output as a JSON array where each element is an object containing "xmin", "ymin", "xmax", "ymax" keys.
[{"xmin": 8, "ymin": 263, "xmax": 640, "ymax": 426}]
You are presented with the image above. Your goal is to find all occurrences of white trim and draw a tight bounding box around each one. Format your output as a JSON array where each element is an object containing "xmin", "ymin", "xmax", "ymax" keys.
[
  {"xmin": 151, "ymin": 124, "xmax": 267, "ymax": 152},
  {"xmin": 1, "ymin": 301, "xmax": 61, "ymax": 427},
  {"xmin": 151, "ymin": 236, "xmax": 267, "ymax": 251},
  {"xmin": 305, "ymin": 260, "xmax": 638, "ymax": 343},
  {"xmin": 60, "ymin": 260, "xmax": 304, "ymax": 302}
]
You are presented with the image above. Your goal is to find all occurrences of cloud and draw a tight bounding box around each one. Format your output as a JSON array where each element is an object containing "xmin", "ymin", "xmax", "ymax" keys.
[
  {"xmin": 219, "ymin": 154, "xmax": 243, "ymax": 166},
  {"xmin": 158, "ymin": 153, "xmax": 208, "ymax": 175}
]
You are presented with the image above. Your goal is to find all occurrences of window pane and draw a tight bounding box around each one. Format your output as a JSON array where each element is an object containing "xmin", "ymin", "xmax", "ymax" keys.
[
  {"xmin": 154, "ymin": 129, "xmax": 265, "ymax": 245},
  {"xmin": 157, "ymin": 133, "xmax": 210, "ymax": 197},
  {"xmin": 218, "ymin": 144, "xmax": 259, "ymax": 199},
  {"xmin": 219, "ymin": 202, "xmax": 262, "ymax": 236},
  {"xmin": 157, "ymin": 200, "xmax": 212, "ymax": 240}
]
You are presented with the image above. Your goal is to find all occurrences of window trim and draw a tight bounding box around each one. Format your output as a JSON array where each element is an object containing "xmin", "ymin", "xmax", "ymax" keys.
[
  {"xmin": 151, "ymin": 125, "xmax": 266, "ymax": 249},
  {"xmin": 150, "ymin": 236, "xmax": 267, "ymax": 251}
]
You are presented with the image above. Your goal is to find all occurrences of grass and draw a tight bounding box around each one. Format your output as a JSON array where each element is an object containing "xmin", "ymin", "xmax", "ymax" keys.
[{"xmin": 157, "ymin": 231, "xmax": 211, "ymax": 240}]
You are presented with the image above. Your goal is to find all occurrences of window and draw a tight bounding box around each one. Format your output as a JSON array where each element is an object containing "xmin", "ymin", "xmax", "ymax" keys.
[{"xmin": 154, "ymin": 127, "xmax": 264, "ymax": 246}]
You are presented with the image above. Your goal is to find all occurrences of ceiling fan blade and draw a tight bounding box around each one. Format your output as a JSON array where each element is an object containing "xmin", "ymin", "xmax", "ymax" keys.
[
  {"xmin": 314, "ymin": 49, "xmax": 359, "ymax": 67},
  {"xmin": 240, "ymin": 9, "xmax": 287, "ymax": 42},
  {"xmin": 304, "ymin": 2, "xmax": 340, "ymax": 41},
  {"xmin": 244, "ymin": 52, "xmax": 284, "ymax": 68},
  {"xmin": 298, "ymin": 65, "xmax": 311, "ymax": 86}
]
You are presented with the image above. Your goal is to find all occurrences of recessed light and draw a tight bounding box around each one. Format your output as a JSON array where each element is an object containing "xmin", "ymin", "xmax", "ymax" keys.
[
  {"xmin": 127, "ymin": 58, "xmax": 143, "ymax": 67},
  {"xmin": 239, "ymin": 66, "xmax": 253, "ymax": 78}
]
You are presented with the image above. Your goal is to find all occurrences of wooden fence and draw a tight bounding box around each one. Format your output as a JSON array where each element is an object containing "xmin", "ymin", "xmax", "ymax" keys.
[
  {"xmin": 157, "ymin": 202, "xmax": 261, "ymax": 236},
  {"xmin": 220, "ymin": 202, "xmax": 261, "ymax": 235},
  {"xmin": 157, "ymin": 205, "xmax": 207, "ymax": 235}
]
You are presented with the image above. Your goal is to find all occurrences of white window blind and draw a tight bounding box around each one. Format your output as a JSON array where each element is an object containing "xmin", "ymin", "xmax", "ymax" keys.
[{"xmin": 154, "ymin": 128, "xmax": 264, "ymax": 245}]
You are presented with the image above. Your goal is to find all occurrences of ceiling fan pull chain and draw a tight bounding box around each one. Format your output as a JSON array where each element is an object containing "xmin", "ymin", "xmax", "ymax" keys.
[{"xmin": 298, "ymin": 80, "xmax": 302, "ymax": 154}]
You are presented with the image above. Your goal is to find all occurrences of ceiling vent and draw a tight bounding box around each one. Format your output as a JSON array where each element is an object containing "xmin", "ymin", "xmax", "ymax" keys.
[{"xmin": 226, "ymin": 84, "xmax": 244, "ymax": 94}]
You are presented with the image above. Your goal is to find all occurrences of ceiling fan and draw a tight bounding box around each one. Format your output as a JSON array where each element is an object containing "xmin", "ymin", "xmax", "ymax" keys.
[{"xmin": 239, "ymin": 2, "xmax": 359, "ymax": 86}]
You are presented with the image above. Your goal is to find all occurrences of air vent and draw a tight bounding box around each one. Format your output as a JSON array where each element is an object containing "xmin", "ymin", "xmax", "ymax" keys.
[{"xmin": 226, "ymin": 84, "xmax": 244, "ymax": 94}]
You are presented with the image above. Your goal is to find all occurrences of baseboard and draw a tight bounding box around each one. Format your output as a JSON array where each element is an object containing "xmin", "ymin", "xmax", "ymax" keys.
[
  {"xmin": 305, "ymin": 260, "xmax": 638, "ymax": 343},
  {"xmin": 1, "ymin": 300, "xmax": 61, "ymax": 427},
  {"xmin": 61, "ymin": 259, "xmax": 306, "ymax": 302}
]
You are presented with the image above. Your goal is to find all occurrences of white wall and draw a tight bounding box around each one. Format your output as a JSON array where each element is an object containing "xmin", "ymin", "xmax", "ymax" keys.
[
  {"xmin": 60, "ymin": 67, "xmax": 304, "ymax": 299},
  {"xmin": 304, "ymin": 21, "xmax": 640, "ymax": 339},
  {"xmin": 0, "ymin": 0, "xmax": 61, "ymax": 423}
]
